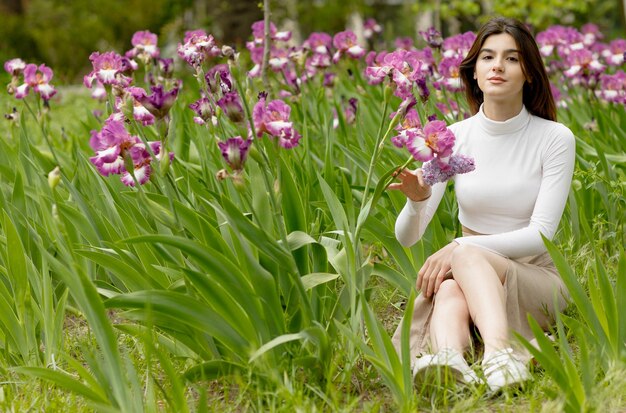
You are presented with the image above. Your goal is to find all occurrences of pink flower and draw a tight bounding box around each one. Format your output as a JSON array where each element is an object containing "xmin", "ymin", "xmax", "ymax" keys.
[
  {"xmin": 4, "ymin": 58, "xmax": 26, "ymax": 76},
  {"xmin": 84, "ymin": 52, "xmax": 131, "ymax": 87},
  {"xmin": 126, "ymin": 30, "xmax": 160, "ymax": 65},
  {"xmin": 391, "ymin": 108, "xmax": 421, "ymax": 148},
  {"xmin": 435, "ymin": 56, "xmax": 464, "ymax": 92},
  {"xmin": 250, "ymin": 21, "xmax": 291, "ymax": 44},
  {"xmin": 363, "ymin": 18, "xmax": 382, "ymax": 39},
  {"xmin": 131, "ymin": 82, "xmax": 181, "ymax": 119},
  {"xmin": 597, "ymin": 71, "xmax": 626, "ymax": 104},
  {"xmin": 252, "ymin": 94, "xmax": 302, "ymax": 149},
  {"xmin": 189, "ymin": 96, "xmax": 214, "ymax": 125},
  {"xmin": 332, "ymin": 31, "xmax": 365, "ymax": 63},
  {"xmin": 406, "ymin": 120, "xmax": 455, "ymax": 162},
  {"xmin": 125, "ymin": 87, "xmax": 155, "ymax": 126},
  {"xmin": 89, "ymin": 119, "xmax": 133, "ymax": 176},
  {"xmin": 364, "ymin": 49, "xmax": 427, "ymax": 99},
  {"xmin": 420, "ymin": 27, "xmax": 443, "ymax": 49},
  {"xmin": 217, "ymin": 92, "xmax": 245, "ymax": 123},
  {"xmin": 120, "ymin": 143, "xmax": 152, "ymax": 186},
  {"xmin": 563, "ymin": 49, "xmax": 605, "ymax": 78},
  {"xmin": 603, "ymin": 39, "xmax": 626, "ymax": 66},
  {"xmin": 441, "ymin": 31, "xmax": 476, "ymax": 59},
  {"xmin": 303, "ymin": 32, "xmax": 333, "ymax": 55},
  {"xmin": 89, "ymin": 118, "xmax": 172, "ymax": 185},
  {"xmin": 394, "ymin": 37, "xmax": 414, "ymax": 50},
  {"xmin": 177, "ymin": 30, "xmax": 221, "ymax": 68},
  {"xmin": 205, "ymin": 64, "xmax": 233, "ymax": 94},
  {"xmin": 15, "ymin": 63, "xmax": 57, "ymax": 101}
]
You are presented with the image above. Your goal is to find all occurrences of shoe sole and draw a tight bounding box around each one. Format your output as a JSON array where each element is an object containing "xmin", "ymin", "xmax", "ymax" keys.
[{"xmin": 414, "ymin": 364, "xmax": 478, "ymax": 387}]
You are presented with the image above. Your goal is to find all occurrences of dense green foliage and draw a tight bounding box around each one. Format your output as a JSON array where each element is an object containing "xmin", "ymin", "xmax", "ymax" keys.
[
  {"xmin": 0, "ymin": 11, "xmax": 625, "ymax": 413},
  {"xmin": 1, "ymin": 0, "xmax": 624, "ymax": 81}
]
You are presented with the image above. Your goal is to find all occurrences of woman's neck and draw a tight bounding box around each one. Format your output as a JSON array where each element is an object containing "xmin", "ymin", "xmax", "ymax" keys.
[{"xmin": 481, "ymin": 100, "xmax": 524, "ymax": 121}]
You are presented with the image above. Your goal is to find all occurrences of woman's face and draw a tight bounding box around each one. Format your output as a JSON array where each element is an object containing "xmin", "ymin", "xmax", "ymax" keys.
[{"xmin": 474, "ymin": 33, "xmax": 527, "ymax": 104}]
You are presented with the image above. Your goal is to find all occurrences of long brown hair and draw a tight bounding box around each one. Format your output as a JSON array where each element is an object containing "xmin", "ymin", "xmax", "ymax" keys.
[{"xmin": 459, "ymin": 17, "xmax": 556, "ymax": 121}]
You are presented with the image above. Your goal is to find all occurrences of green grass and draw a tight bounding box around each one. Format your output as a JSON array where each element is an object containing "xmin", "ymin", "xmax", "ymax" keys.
[{"xmin": 0, "ymin": 43, "xmax": 625, "ymax": 412}]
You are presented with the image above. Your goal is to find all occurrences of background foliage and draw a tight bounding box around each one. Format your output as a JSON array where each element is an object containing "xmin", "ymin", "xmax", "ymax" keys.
[
  {"xmin": 1, "ymin": 0, "xmax": 624, "ymax": 82},
  {"xmin": 0, "ymin": 1, "xmax": 625, "ymax": 412}
]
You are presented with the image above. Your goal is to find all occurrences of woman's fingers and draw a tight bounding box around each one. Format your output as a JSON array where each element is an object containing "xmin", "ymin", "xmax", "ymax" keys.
[{"xmin": 418, "ymin": 262, "xmax": 451, "ymax": 297}]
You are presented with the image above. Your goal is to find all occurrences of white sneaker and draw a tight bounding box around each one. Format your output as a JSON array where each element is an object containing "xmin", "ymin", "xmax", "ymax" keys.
[
  {"xmin": 413, "ymin": 348, "xmax": 481, "ymax": 385},
  {"xmin": 482, "ymin": 348, "xmax": 531, "ymax": 392}
]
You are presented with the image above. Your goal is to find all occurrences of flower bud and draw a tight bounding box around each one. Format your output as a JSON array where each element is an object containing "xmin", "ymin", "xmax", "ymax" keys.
[
  {"xmin": 159, "ymin": 151, "xmax": 170, "ymax": 176},
  {"xmin": 383, "ymin": 84, "xmax": 394, "ymax": 103},
  {"xmin": 48, "ymin": 166, "xmax": 61, "ymax": 190}
]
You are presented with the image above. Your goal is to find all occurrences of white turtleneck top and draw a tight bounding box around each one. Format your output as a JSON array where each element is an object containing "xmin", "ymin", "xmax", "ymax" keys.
[{"xmin": 395, "ymin": 105, "xmax": 576, "ymax": 259}]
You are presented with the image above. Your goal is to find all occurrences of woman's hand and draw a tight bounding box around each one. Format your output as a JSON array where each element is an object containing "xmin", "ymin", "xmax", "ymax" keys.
[
  {"xmin": 417, "ymin": 241, "xmax": 459, "ymax": 298},
  {"xmin": 387, "ymin": 168, "xmax": 432, "ymax": 202}
]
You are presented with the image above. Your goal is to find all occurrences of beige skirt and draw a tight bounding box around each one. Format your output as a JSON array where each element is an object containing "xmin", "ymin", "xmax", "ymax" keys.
[{"xmin": 391, "ymin": 247, "xmax": 570, "ymax": 364}]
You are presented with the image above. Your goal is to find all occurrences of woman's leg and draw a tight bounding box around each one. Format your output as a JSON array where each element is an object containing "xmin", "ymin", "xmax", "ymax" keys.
[
  {"xmin": 449, "ymin": 244, "xmax": 510, "ymax": 355},
  {"xmin": 429, "ymin": 278, "xmax": 472, "ymax": 353}
]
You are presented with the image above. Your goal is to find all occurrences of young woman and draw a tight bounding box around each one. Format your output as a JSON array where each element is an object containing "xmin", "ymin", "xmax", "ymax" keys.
[{"xmin": 388, "ymin": 17, "xmax": 575, "ymax": 392}]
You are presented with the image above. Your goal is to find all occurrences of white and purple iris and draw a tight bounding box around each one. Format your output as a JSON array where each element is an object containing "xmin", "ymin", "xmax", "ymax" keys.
[
  {"xmin": 89, "ymin": 119, "xmax": 173, "ymax": 186},
  {"xmin": 332, "ymin": 31, "xmax": 366, "ymax": 63},
  {"xmin": 126, "ymin": 30, "xmax": 160, "ymax": 63},
  {"xmin": 218, "ymin": 136, "xmax": 252, "ymax": 172},
  {"xmin": 131, "ymin": 82, "xmax": 181, "ymax": 120},
  {"xmin": 13, "ymin": 63, "xmax": 57, "ymax": 101},
  {"xmin": 177, "ymin": 30, "xmax": 222, "ymax": 69},
  {"xmin": 84, "ymin": 51, "xmax": 132, "ymax": 88},
  {"xmin": 253, "ymin": 94, "xmax": 302, "ymax": 149},
  {"xmin": 364, "ymin": 49, "xmax": 428, "ymax": 100}
]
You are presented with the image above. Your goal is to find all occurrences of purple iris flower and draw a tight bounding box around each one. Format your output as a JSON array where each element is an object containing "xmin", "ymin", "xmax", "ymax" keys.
[
  {"xmin": 126, "ymin": 30, "xmax": 160, "ymax": 63},
  {"xmin": 332, "ymin": 31, "xmax": 366, "ymax": 63},
  {"xmin": 189, "ymin": 96, "xmax": 215, "ymax": 125},
  {"xmin": 364, "ymin": 49, "xmax": 427, "ymax": 100},
  {"xmin": 217, "ymin": 92, "xmax": 245, "ymax": 123},
  {"xmin": 4, "ymin": 58, "xmax": 26, "ymax": 76},
  {"xmin": 131, "ymin": 82, "xmax": 181, "ymax": 119},
  {"xmin": 177, "ymin": 30, "xmax": 221, "ymax": 68},
  {"xmin": 252, "ymin": 95, "xmax": 302, "ymax": 149},
  {"xmin": 406, "ymin": 120, "xmax": 455, "ymax": 162},
  {"xmin": 422, "ymin": 154, "xmax": 475, "ymax": 186},
  {"xmin": 391, "ymin": 108, "xmax": 421, "ymax": 148},
  {"xmin": 363, "ymin": 18, "xmax": 382, "ymax": 39},
  {"xmin": 218, "ymin": 136, "xmax": 252, "ymax": 171},
  {"xmin": 419, "ymin": 27, "xmax": 443, "ymax": 49},
  {"xmin": 597, "ymin": 71, "xmax": 626, "ymax": 104},
  {"xmin": 205, "ymin": 64, "xmax": 233, "ymax": 94},
  {"xmin": 84, "ymin": 51, "xmax": 131, "ymax": 88},
  {"xmin": 14, "ymin": 63, "xmax": 57, "ymax": 101}
]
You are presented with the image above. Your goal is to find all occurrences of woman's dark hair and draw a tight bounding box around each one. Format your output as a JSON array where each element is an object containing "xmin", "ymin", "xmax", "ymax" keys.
[{"xmin": 459, "ymin": 17, "xmax": 556, "ymax": 121}]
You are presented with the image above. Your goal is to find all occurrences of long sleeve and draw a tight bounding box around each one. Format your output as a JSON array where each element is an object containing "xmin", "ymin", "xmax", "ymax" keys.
[
  {"xmin": 394, "ymin": 180, "xmax": 447, "ymax": 247},
  {"xmin": 454, "ymin": 127, "xmax": 575, "ymax": 258}
]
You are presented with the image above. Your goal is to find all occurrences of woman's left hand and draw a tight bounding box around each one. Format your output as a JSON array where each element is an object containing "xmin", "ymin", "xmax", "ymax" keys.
[{"xmin": 416, "ymin": 241, "xmax": 459, "ymax": 298}]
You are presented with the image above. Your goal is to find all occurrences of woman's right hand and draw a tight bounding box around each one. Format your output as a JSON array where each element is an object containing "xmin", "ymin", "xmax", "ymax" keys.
[{"xmin": 387, "ymin": 168, "xmax": 432, "ymax": 202}]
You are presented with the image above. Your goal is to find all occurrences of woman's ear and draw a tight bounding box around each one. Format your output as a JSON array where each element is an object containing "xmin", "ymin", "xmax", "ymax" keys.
[{"xmin": 473, "ymin": 71, "xmax": 477, "ymax": 80}]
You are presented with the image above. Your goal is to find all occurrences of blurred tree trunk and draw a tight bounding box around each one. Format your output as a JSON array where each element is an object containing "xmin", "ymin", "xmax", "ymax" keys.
[
  {"xmin": 481, "ymin": 0, "xmax": 493, "ymax": 14},
  {"xmin": 2, "ymin": 0, "xmax": 26, "ymax": 13},
  {"xmin": 415, "ymin": 9, "xmax": 435, "ymax": 34},
  {"xmin": 622, "ymin": 0, "xmax": 626, "ymax": 34},
  {"xmin": 281, "ymin": 0, "xmax": 301, "ymax": 44},
  {"xmin": 348, "ymin": 11, "xmax": 365, "ymax": 44},
  {"xmin": 214, "ymin": 0, "xmax": 263, "ymax": 45}
]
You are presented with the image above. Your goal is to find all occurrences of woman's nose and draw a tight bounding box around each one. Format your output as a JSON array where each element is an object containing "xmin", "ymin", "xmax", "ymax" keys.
[{"xmin": 491, "ymin": 61, "xmax": 503, "ymax": 72}]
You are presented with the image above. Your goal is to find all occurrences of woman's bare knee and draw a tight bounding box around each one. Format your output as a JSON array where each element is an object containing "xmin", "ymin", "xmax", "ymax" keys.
[
  {"xmin": 450, "ymin": 244, "xmax": 509, "ymax": 282},
  {"xmin": 436, "ymin": 278, "xmax": 463, "ymax": 298}
]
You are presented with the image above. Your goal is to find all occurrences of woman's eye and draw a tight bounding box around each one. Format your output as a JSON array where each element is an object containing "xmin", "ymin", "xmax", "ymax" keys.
[
  {"xmin": 481, "ymin": 55, "xmax": 492, "ymax": 60},
  {"xmin": 507, "ymin": 56, "xmax": 519, "ymax": 62}
]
